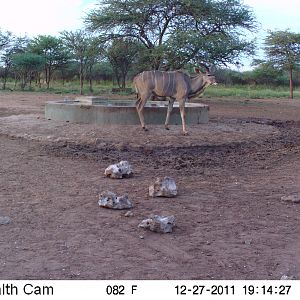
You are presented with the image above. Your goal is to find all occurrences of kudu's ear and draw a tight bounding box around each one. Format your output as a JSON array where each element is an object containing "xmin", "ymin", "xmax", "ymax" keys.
[
  {"xmin": 198, "ymin": 63, "xmax": 210, "ymax": 74},
  {"xmin": 194, "ymin": 67, "xmax": 202, "ymax": 74}
]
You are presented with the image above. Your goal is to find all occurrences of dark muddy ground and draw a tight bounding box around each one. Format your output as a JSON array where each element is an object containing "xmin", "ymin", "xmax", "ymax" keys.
[{"xmin": 0, "ymin": 92, "xmax": 299, "ymax": 280}]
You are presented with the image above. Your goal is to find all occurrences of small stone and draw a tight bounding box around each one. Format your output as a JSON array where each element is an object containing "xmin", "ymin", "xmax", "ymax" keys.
[
  {"xmin": 280, "ymin": 274, "xmax": 294, "ymax": 280},
  {"xmin": 281, "ymin": 192, "xmax": 300, "ymax": 203},
  {"xmin": 149, "ymin": 177, "xmax": 177, "ymax": 197},
  {"xmin": 98, "ymin": 191, "xmax": 133, "ymax": 210},
  {"xmin": 124, "ymin": 211, "xmax": 134, "ymax": 217},
  {"xmin": 244, "ymin": 239, "xmax": 252, "ymax": 245},
  {"xmin": 104, "ymin": 161, "xmax": 133, "ymax": 179},
  {"xmin": 139, "ymin": 215, "xmax": 175, "ymax": 233},
  {"xmin": 0, "ymin": 216, "xmax": 11, "ymax": 225}
]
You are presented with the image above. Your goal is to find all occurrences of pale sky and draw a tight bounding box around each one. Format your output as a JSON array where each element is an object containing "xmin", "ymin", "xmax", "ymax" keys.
[
  {"xmin": 0, "ymin": 0, "xmax": 95, "ymax": 36},
  {"xmin": 244, "ymin": 0, "xmax": 300, "ymax": 33},
  {"xmin": 1, "ymin": 0, "xmax": 299, "ymax": 36},
  {"xmin": 0, "ymin": 0, "xmax": 299, "ymax": 68}
]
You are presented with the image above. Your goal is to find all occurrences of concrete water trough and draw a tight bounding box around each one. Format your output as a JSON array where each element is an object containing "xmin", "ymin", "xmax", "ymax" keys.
[{"xmin": 45, "ymin": 97, "xmax": 209, "ymax": 125}]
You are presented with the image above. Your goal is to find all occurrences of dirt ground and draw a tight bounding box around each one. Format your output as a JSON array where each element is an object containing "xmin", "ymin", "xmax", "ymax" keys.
[{"xmin": 0, "ymin": 91, "xmax": 299, "ymax": 280}]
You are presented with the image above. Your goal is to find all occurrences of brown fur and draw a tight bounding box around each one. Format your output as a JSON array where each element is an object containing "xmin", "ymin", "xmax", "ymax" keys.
[{"xmin": 133, "ymin": 70, "xmax": 216, "ymax": 134}]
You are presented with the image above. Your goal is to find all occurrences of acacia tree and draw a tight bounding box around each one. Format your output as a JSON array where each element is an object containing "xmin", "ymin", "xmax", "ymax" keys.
[
  {"xmin": 0, "ymin": 30, "xmax": 10, "ymax": 49},
  {"xmin": 107, "ymin": 38, "xmax": 141, "ymax": 88},
  {"xmin": 29, "ymin": 35, "xmax": 69, "ymax": 89},
  {"xmin": 85, "ymin": 0, "xmax": 256, "ymax": 70},
  {"xmin": 11, "ymin": 53, "xmax": 44, "ymax": 90},
  {"xmin": 61, "ymin": 30, "xmax": 94, "ymax": 95},
  {"xmin": 85, "ymin": 37, "xmax": 104, "ymax": 92},
  {"xmin": 0, "ymin": 32, "xmax": 29, "ymax": 90},
  {"xmin": 0, "ymin": 30, "xmax": 14, "ymax": 89},
  {"xmin": 264, "ymin": 30, "xmax": 300, "ymax": 99}
]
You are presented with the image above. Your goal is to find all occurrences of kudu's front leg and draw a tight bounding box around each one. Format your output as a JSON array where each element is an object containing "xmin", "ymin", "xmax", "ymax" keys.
[
  {"xmin": 179, "ymin": 99, "xmax": 188, "ymax": 135},
  {"xmin": 165, "ymin": 98, "xmax": 175, "ymax": 130}
]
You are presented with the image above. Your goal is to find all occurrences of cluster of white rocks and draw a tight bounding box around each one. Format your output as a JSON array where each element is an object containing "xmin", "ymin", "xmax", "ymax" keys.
[
  {"xmin": 101, "ymin": 161, "xmax": 299, "ymax": 237},
  {"xmin": 100, "ymin": 161, "xmax": 177, "ymax": 233}
]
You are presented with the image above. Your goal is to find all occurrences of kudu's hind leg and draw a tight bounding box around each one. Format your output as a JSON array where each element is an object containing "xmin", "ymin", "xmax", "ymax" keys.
[
  {"xmin": 136, "ymin": 92, "xmax": 151, "ymax": 131},
  {"xmin": 165, "ymin": 98, "xmax": 175, "ymax": 130}
]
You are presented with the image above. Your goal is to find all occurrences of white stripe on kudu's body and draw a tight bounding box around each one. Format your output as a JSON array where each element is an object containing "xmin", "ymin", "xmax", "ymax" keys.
[{"xmin": 133, "ymin": 70, "xmax": 216, "ymax": 134}]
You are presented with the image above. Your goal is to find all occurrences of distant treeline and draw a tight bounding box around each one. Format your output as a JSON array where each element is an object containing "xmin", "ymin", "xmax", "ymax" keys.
[
  {"xmin": 1, "ymin": 0, "xmax": 299, "ymax": 97},
  {"xmin": 215, "ymin": 68, "xmax": 300, "ymax": 86}
]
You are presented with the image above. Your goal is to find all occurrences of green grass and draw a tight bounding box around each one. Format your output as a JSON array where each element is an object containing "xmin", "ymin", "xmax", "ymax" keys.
[
  {"xmin": 2, "ymin": 80, "xmax": 115, "ymax": 95},
  {"xmin": 204, "ymin": 84, "xmax": 300, "ymax": 99},
  {"xmin": 1, "ymin": 80, "xmax": 300, "ymax": 99}
]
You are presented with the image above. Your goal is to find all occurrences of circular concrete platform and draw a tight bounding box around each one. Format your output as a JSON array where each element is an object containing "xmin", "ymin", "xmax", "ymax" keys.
[{"xmin": 45, "ymin": 97, "xmax": 209, "ymax": 125}]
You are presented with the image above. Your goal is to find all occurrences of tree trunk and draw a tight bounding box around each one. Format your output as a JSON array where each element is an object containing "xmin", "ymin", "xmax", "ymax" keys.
[
  {"xmin": 79, "ymin": 61, "xmax": 84, "ymax": 95},
  {"xmin": 121, "ymin": 72, "xmax": 125, "ymax": 89},
  {"xmin": 45, "ymin": 66, "xmax": 49, "ymax": 89},
  {"xmin": 20, "ymin": 74, "xmax": 26, "ymax": 90},
  {"xmin": 89, "ymin": 65, "xmax": 93, "ymax": 93},
  {"xmin": 38, "ymin": 73, "xmax": 42, "ymax": 88},
  {"xmin": 46, "ymin": 67, "xmax": 51, "ymax": 89},
  {"xmin": 2, "ymin": 69, "xmax": 8, "ymax": 90},
  {"xmin": 114, "ymin": 69, "xmax": 121, "ymax": 88},
  {"xmin": 289, "ymin": 66, "xmax": 293, "ymax": 99},
  {"xmin": 29, "ymin": 73, "xmax": 32, "ymax": 88},
  {"xmin": 14, "ymin": 75, "xmax": 18, "ymax": 90}
]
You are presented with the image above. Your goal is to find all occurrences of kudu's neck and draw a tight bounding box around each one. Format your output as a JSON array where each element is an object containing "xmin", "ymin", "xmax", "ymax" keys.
[{"xmin": 188, "ymin": 75, "xmax": 208, "ymax": 98}]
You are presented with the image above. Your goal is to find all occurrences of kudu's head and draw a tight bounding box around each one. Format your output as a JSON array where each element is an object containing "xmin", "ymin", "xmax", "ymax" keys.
[{"xmin": 195, "ymin": 65, "xmax": 217, "ymax": 86}]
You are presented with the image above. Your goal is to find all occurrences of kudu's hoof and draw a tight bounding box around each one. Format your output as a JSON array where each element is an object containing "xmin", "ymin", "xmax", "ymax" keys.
[
  {"xmin": 142, "ymin": 127, "xmax": 149, "ymax": 132},
  {"xmin": 165, "ymin": 126, "xmax": 170, "ymax": 130},
  {"xmin": 183, "ymin": 131, "xmax": 189, "ymax": 136}
]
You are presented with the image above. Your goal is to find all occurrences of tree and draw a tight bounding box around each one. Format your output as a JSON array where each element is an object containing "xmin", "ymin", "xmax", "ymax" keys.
[
  {"xmin": 0, "ymin": 32, "xmax": 29, "ymax": 90},
  {"xmin": 85, "ymin": 0, "xmax": 256, "ymax": 70},
  {"xmin": 11, "ymin": 53, "xmax": 44, "ymax": 90},
  {"xmin": 0, "ymin": 30, "xmax": 14, "ymax": 89},
  {"xmin": 263, "ymin": 30, "xmax": 300, "ymax": 98},
  {"xmin": 0, "ymin": 29, "xmax": 11, "ymax": 49},
  {"xmin": 107, "ymin": 38, "xmax": 141, "ymax": 88},
  {"xmin": 85, "ymin": 37, "xmax": 104, "ymax": 92},
  {"xmin": 61, "ymin": 30, "xmax": 95, "ymax": 95},
  {"xmin": 29, "ymin": 35, "xmax": 69, "ymax": 89}
]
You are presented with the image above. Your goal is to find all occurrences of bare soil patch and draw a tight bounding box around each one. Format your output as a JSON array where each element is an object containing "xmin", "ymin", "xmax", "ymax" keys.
[{"xmin": 0, "ymin": 91, "xmax": 299, "ymax": 279}]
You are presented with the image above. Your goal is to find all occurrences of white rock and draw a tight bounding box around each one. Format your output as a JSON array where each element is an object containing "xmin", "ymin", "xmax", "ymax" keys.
[
  {"xmin": 98, "ymin": 191, "xmax": 133, "ymax": 209},
  {"xmin": 280, "ymin": 274, "xmax": 294, "ymax": 280},
  {"xmin": 149, "ymin": 177, "xmax": 177, "ymax": 197},
  {"xmin": 104, "ymin": 161, "xmax": 133, "ymax": 179},
  {"xmin": 281, "ymin": 192, "xmax": 300, "ymax": 203},
  {"xmin": 139, "ymin": 215, "xmax": 175, "ymax": 233},
  {"xmin": 124, "ymin": 211, "xmax": 134, "ymax": 217},
  {"xmin": 0, "ymin": 216, "xmax": 11, "ymax": 225}
]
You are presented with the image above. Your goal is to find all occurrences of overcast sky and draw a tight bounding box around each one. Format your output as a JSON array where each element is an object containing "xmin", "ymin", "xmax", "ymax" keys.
[
  {"xmin": 0, "ymin": 0, "xmax": 299, "ymax": 68},
  {"xmin": 0, "ymin": 0, "xmax": 94, "ymax": 36}
]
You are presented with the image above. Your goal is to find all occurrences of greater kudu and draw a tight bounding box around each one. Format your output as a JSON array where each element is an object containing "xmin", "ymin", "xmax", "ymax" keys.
[{"xmin": 133, "ymin": 68, "xmax": 216, "ymax": 134}]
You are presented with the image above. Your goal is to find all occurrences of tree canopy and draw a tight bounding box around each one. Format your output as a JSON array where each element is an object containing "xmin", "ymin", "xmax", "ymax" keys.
[
  {"xmin": 29, "ymin": 35, "xmax": 69, "ymax": 89},
  {"xmin": 11, "ymin": 52, "xmax": 44, "ymax": 90},
  {"xmin": 85, "ymin": 0, "xmax": 257, "ymax": 69},
  {"xmin": 264, "ymin": 30, "xmax": 300, "ymax": 70},
  {"xmin": 107, "ymin": 38, "xmax": 141, "ymax": 88},
  {"xmin": 256, "ymin": 30, "xmax": 300, "ymax": 98}
]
